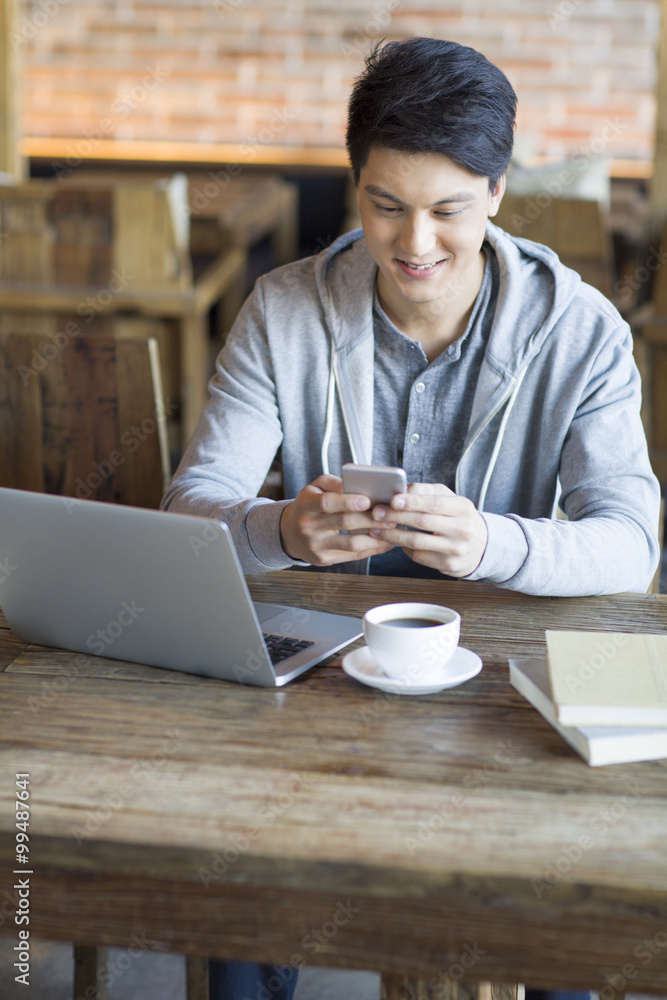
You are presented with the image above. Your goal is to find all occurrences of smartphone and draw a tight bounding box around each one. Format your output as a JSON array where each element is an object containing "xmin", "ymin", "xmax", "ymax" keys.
[{"xmin": 341, "ymin": 463, "xmax": 408, "ymax": 506}]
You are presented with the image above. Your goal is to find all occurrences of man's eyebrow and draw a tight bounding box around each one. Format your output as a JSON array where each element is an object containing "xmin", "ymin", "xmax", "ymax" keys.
[{"xmin": 363, "ymin": 184, "xmax": 476, "ymax": 205}]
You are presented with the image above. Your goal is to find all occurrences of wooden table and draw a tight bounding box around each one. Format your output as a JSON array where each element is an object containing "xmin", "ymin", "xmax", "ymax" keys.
[
  {"xmin": 1, "ymin": 572, "xmax": 667, "ymax": 998},
  {"xmin": 186, "ymin": 171, "xmax": 300, "ymax": 344},
  {"xmin": 187, "ymin": 172, "xmax": 299, "ymax": 263}
]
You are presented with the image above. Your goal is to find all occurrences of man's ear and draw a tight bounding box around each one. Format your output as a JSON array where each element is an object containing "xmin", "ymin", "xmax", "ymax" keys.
[{"xmin": 487, "ymin": 174, "xmax": 506, "ymax": 218}]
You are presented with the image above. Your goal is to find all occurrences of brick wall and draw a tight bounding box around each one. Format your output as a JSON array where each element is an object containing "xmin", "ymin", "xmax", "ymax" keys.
[{"xmin": 14, "ymin": 0, "xmax": 661, "ymax": 166}]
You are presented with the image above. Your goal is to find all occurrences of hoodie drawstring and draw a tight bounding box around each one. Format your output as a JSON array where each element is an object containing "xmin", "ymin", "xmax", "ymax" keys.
[
  {"xmin": 320, "ymin": 343, "xmax": 337, "ymax": 476},
  {"xmin": 321, "ymin": 342, "xmax": 360, "ymax": 475},
  {"xmin": 477, "ymin": 366, "xmax": 528, "ymax": 512},
  {"xmin": 322, "ymin": 336, "xmax": 528, "ymax": 516}
]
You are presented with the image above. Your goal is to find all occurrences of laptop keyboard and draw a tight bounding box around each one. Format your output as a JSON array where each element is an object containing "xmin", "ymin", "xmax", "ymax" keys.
[{"xmin": 263, "ymin": 632, "xmax": 316, "ymax": 665}]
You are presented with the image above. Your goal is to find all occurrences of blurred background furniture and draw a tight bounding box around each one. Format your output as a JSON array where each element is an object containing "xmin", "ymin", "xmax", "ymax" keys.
[
  {"xmin": 492, "ymin": 152, "xmax": 615, "ymax": 299},
  {"xmin": 186, "ymin": 171, "xmax": 299, "ymax": 332},
  {"xmin": 0, "ymin": 331, "xmax": 170, "ymax": 508},
  {"xmin": 0, "ymin": 175, "xmax": 246, "ymax": 450},
  {"xmin": 57, "ymin": 168, "xmax": 300, "ymax": 338},
  {"xmin": 493, "ymin": 195, "xmax": 615, "ymax": 300},
  {"xmin": 630, "ymin": 221, "xmax": 667, "ymax": 485}
]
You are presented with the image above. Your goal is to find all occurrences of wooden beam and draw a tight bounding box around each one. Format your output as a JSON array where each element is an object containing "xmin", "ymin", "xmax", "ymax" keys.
[
  {"xmin": 22, "ymin": 136, "xmax": 351, "ymax": 170},
  {"xmin": 648, "ymin": 0, "xmax": 667, "ymax": 240},
  {"xmin": 21, "ymin": 136, "xmax": 651, "ymax": 180},
  {"xmin": 0, "ymin": 0, "xmax": 24, "ymax": 178}
]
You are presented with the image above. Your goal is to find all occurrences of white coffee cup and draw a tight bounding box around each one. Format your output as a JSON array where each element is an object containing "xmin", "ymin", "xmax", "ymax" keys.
[{"xmin": 363, "ymin": 602, "xmax": 461, "ymax": 683}]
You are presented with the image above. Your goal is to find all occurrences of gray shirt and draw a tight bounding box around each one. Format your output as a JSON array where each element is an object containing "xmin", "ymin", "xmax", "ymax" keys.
[{"xmin": 370, "ymin": 246, "xmax": 498, "ymax": 576}]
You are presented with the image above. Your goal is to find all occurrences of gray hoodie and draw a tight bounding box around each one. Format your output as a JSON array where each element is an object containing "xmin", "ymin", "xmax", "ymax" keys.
[{"xmin": 162, "ymin": 222, "xmax": 661, "ymax": 596}]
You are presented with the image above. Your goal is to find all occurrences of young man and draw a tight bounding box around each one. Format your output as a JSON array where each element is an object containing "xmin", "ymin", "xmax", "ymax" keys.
[
  {"xmin": 163, "ymin": 39, "xmax": 660, "ymax": 598},
  {"xmin": 162, "ymin": 36, "xmax": 660, "ymax": 1000}
]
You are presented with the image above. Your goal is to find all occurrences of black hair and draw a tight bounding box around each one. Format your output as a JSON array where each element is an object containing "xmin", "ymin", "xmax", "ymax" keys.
[{"xmin": 346, "ymin": 37, "xmax": 517, "ymax": 187}]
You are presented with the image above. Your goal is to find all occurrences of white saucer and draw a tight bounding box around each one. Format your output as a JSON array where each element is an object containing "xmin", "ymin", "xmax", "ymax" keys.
[{"xmin": 342, "ymin": 644, "xmax": 482, "ymax": 695}]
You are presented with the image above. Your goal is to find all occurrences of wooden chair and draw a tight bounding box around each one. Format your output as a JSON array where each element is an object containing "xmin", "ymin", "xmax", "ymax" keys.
[
  {"xmin": 0, "ymin": 332, "xmax": 170, "ymax": 508},
  {"xmin": 494, "ymin": 194, "xmax": 615, "ymax": 300}
]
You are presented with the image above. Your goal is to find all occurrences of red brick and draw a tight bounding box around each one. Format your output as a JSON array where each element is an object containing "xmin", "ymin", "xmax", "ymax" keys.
[{"xmin": 19, "ymin": 0, "xmax": 659, "ymax": 168}]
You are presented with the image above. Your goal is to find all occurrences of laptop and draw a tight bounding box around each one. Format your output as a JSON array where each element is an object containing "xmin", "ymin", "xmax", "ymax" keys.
[{"xmin": 0, "ymin": 487, "xmax": 363, "ymax": 686}]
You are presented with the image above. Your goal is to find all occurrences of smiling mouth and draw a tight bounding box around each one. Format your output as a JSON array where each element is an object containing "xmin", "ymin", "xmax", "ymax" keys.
[
  {"xmin": 397, "ymin": 257, "xmax": 444, "ymax": 271},
  {"xmin": 396, "ymin": 258, "xmax": 446, "ymax": 272}
]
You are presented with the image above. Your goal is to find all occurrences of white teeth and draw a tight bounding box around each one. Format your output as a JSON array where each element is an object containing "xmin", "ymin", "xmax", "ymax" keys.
[{"xmin": 403, "ymin": 261, "xmax": 439, "ymax": 270}]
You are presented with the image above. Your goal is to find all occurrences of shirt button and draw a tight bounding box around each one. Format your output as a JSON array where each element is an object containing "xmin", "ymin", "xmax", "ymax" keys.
[
  {"xmin": 409, "ymin": 432, "xmax": 420, "ymax": 444},
  {"xmin": 415, "ymin": 382, "xmax": 426, "ymax": 394}
]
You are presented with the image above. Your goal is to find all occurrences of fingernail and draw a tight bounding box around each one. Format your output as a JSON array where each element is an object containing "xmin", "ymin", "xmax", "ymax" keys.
[
  {"xmin": 393, "ymin": 496, "xmax": 406, "ymax": 509},
  {"xmin": 372, "ymin": 507, "xmax": 385, "ymax": 520}
]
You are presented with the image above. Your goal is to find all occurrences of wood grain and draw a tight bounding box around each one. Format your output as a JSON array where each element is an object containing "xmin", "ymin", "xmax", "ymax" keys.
[
  {"xmin": 1, "ymin": 574, "xmax": 666, "ymax": 991},
  {"xmin": 0, "ymin": 333, "xmax": 169, "ymax": 507},
  {"xmin": 0, "ymin": 175, "xmax": 248, "ymax": 444}
]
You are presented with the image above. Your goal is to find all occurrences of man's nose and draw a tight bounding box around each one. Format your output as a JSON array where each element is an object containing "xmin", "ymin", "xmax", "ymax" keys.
[{"xmin": 399, "ymin": 214, "xmax": 437, "ymax": 258}]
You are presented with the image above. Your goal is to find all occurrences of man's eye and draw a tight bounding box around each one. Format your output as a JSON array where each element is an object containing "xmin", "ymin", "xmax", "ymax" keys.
[{"xmin": 375, "ymin": 203, "xmax": 400, "ymax": 214}]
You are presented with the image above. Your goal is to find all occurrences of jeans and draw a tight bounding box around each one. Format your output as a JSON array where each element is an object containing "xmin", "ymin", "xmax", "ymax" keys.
[
  {"xmin": 209, "ymin": 960, "xmax": 299, "ymax": 1000},
  {"xmin": 525, "ymin": 992, "xmax": 591, "ymax": 1000},
  {"xmin": 208, "ymin": 963, "xmax": 590, "ymax": 1000}
]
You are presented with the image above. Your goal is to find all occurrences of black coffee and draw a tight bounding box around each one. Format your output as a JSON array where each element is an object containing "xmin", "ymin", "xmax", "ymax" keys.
[{"xmin": 383, "ymin": 618, "xmax": 442, "ymax": 628}]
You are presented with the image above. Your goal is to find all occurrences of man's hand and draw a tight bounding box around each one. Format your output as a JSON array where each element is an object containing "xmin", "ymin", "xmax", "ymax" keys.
[
  {"xmin": 279, "ymin": 474, "xmax": 395, "ymax": 566},
  {"xmin": 368, "ymin": 481, "xmax": 488, "ymax": 578}
]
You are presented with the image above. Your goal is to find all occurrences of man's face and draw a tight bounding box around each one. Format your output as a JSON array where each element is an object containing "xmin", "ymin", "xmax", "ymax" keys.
[{"xmin": 356, "ymin": 147, "xmax": 505, "ymax": 321}]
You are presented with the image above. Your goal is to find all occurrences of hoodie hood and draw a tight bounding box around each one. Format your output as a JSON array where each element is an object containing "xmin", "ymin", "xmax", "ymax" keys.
[{"xmin": 482, "ymin": 220, "xmax": 582, "ymax": 374}]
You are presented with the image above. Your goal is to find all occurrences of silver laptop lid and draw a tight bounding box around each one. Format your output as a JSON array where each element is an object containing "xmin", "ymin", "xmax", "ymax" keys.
[{"xmin": 0, "ymin": 488, "xmax": 279, "ymax": 684}]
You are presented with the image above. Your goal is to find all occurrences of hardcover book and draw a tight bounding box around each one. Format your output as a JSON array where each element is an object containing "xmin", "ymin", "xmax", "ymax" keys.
[
  {"xmin": 545, "ymin": 629, "xmax": 667, "ymax": 727},
  {"xmin": 509, "ymin": 656, "xmax": 667, "ymax": 767}
]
